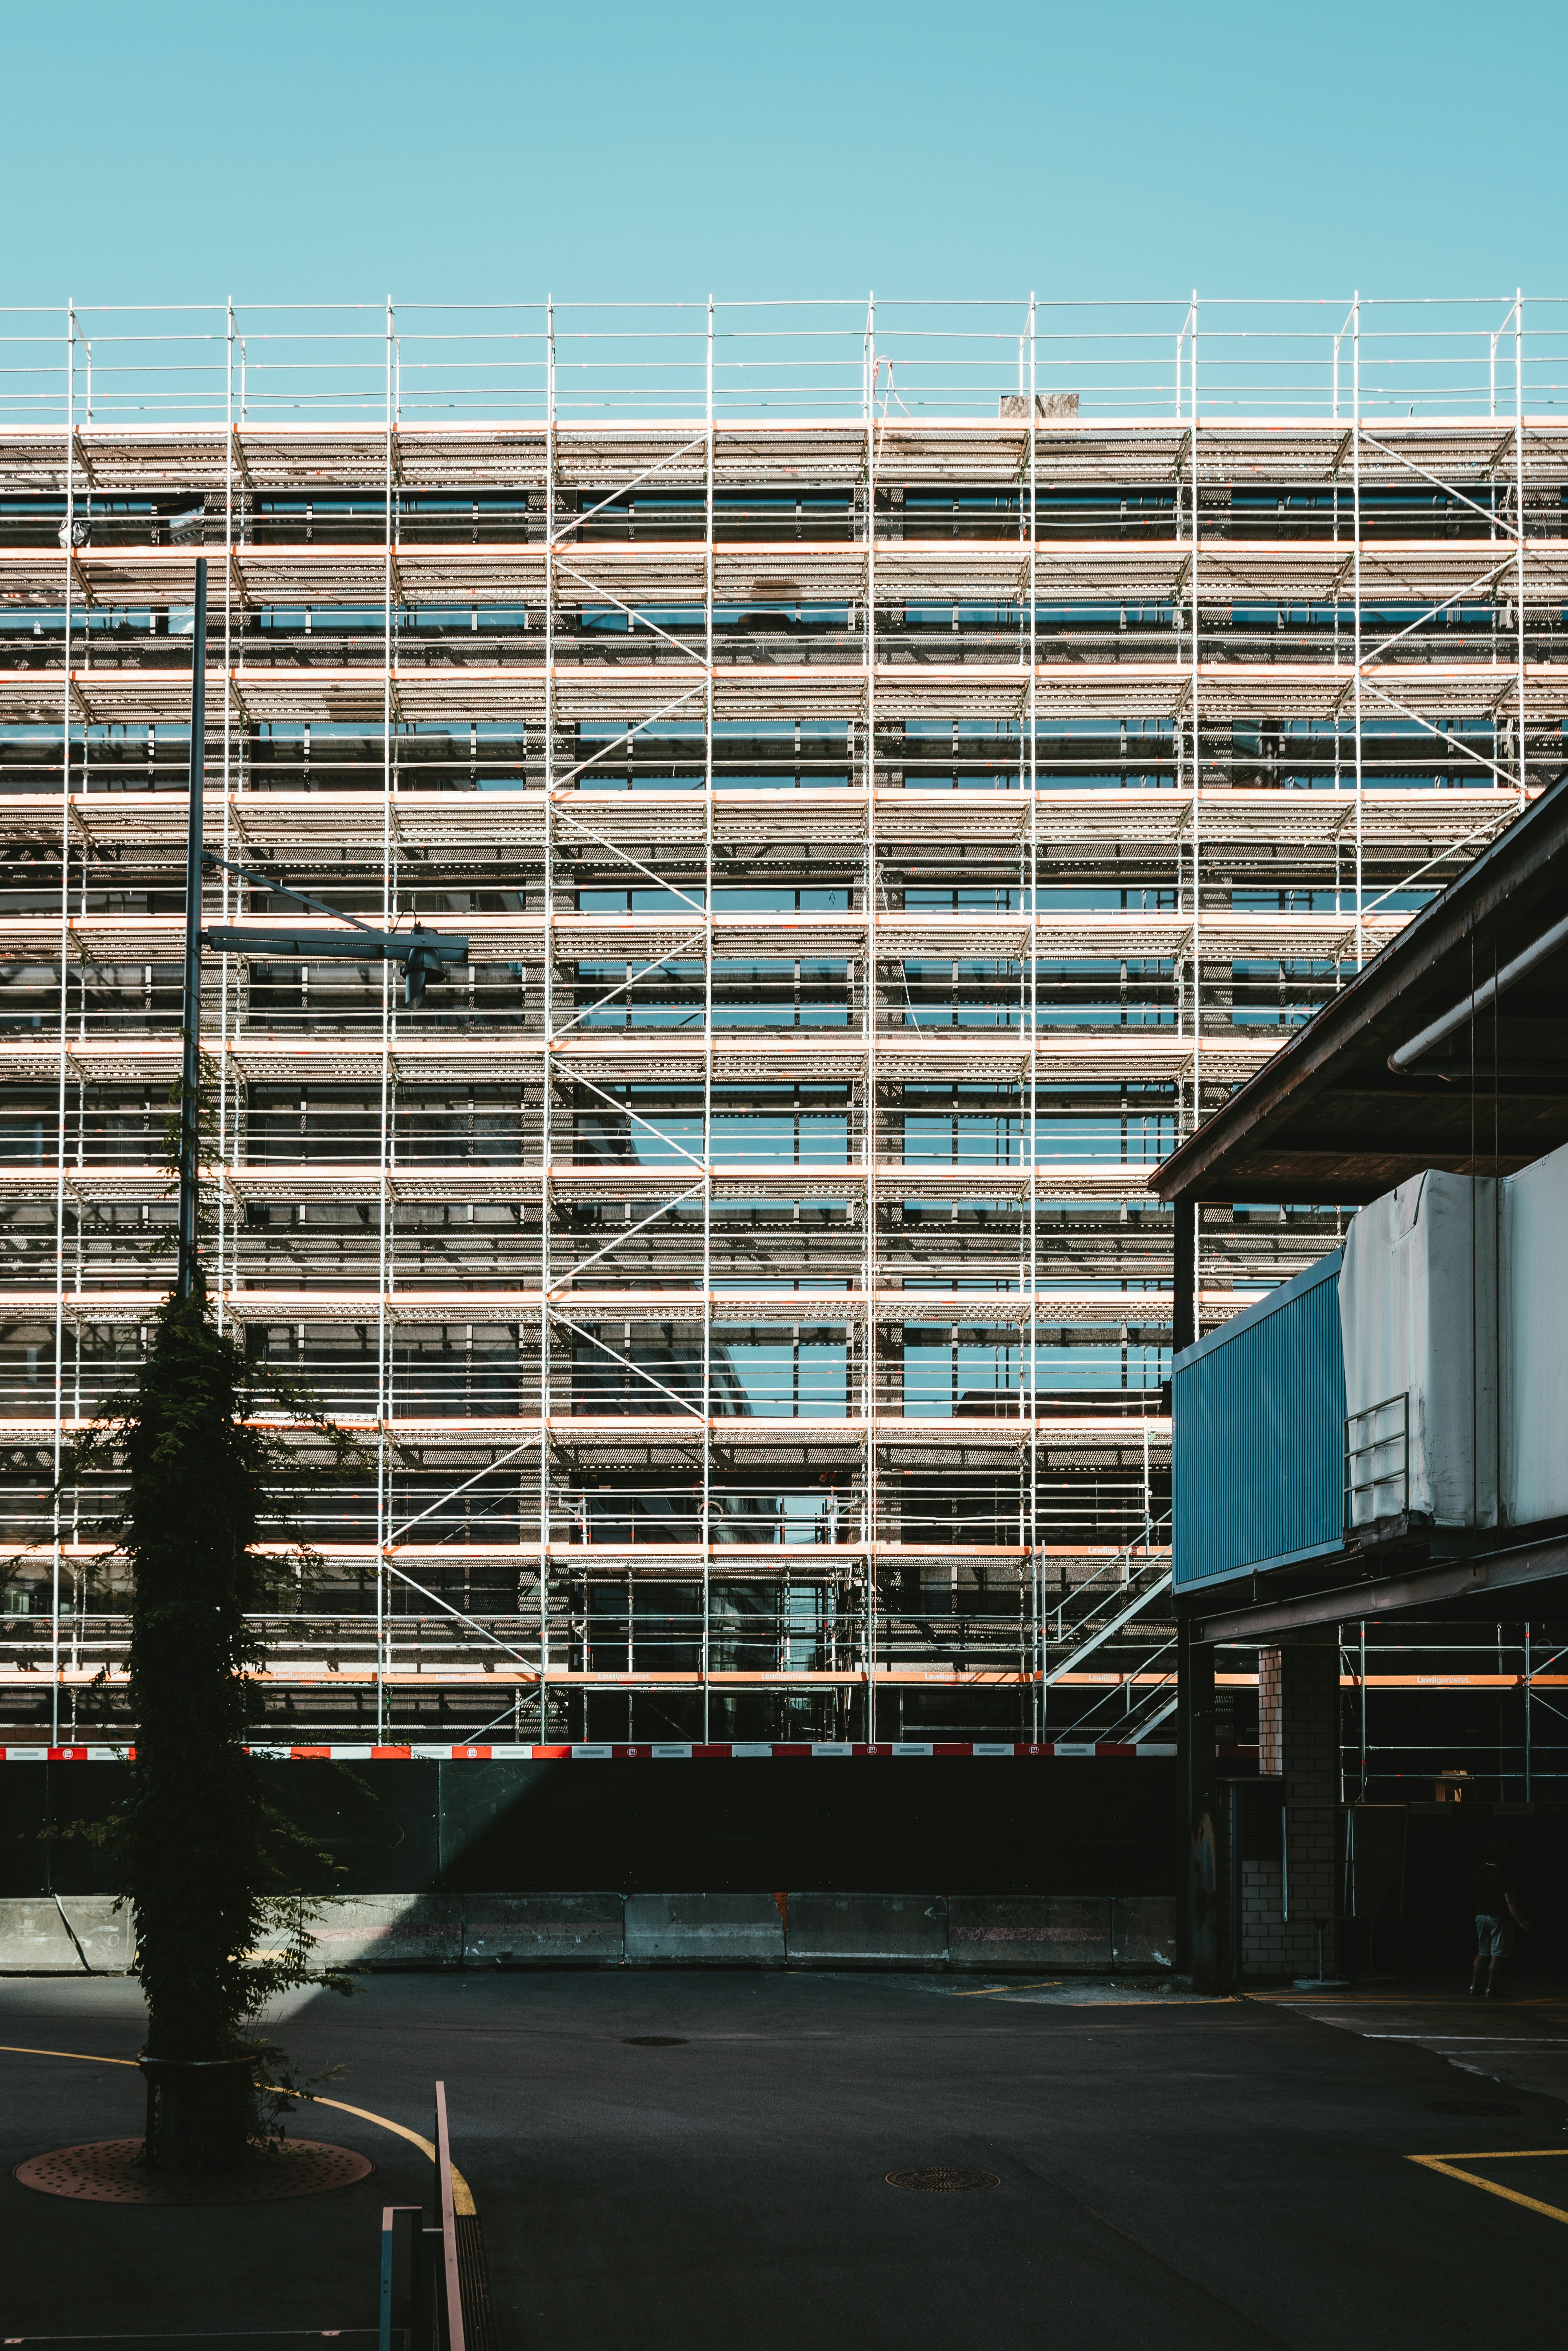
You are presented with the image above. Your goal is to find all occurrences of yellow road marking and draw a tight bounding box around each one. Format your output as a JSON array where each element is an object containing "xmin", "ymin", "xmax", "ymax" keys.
[
  {"xmin": 1268, "ymin": 1995, "xmax": 1568, "ymax": 2007},
  {"xmin": 0, "ymin": 2042, "xmax": 139, "ymax": 2067},
  {"xmin": 952, "ymin": 1981, "xmax": 1064, "ymax": 1997},
  {"xmin": 1408, "ymin": 2149, "xmax": 1568, "ymax": 2228},
  {"xmin": 943, "ymin": 1995, "xmax": 1235, "ymax": 2007},
  {"xmin": 0, "ymin": 2042, "xmax": 474, "ymax": 2212},
  {"xmin": 307, "ymin": 2092, "xmax": 476, "ymax": 2215}
]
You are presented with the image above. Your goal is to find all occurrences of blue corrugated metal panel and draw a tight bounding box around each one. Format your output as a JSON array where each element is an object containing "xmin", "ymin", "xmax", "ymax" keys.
[{"xmin": 1172, "ymin": 1251, "xmax": 1346, "ymax": 1593}]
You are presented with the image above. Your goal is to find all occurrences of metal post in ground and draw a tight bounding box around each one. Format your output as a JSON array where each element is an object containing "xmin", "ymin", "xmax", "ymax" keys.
[{"xmin": 50, "ymin": 302, "xmax": 78, "ymax": 1746}]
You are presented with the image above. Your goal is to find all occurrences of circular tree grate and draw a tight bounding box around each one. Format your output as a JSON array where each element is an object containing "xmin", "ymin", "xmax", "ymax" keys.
[
  {"xmin": 14, "ymin": 2137, "xmax": 374, "ymax": 2205},
  {"xmin": 623, "ymin": 2036, "xmax": 688, "ymax": 2047},
  {"xmin": 1425, "ymin": 2099, "xmax": 1522, "ymax": 2118},
  {"xmin": 886, "ymin": 2167, "xmax": 1000, "ymax": 2193}
]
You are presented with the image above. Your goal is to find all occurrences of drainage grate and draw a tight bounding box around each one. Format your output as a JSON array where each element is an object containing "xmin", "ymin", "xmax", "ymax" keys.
[
  {"xmin": 885, "ymin": 2167, "xmax": 1000, "ymax": 2193},
  {"xmin": 12, "ymin": 2136, "xmax": 374, "ymax": 2205},
  {"xmin": 623, "ymin": 2035, "xmax": 688, "ymax": 2047},
  {"xmin": 1426, "ymin": 2099, "xmax": 1522, "ymax": 2116}
]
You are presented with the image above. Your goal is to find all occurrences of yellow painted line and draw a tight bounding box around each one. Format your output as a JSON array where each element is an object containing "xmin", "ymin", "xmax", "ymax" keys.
[
  {"xmin": 1408, "ymin": 2149, "xmax": 1568, "ymax": 2228},
  {"xmin": 1267, "ymin": 1995, "xmax": 1568, "ymax": 2008},
  {"xmin": 0, "ymin": 2042, "xmax": 475, "ymax": 2213},
  {"xmin": 946, "ymin": 1995, "xmax": 1235, "ymax": 2008},
  {"xmin": 307, "ymin": 2092, "xmax": 476, "ymax": 2215},
  {"xmin": 952, "ymin": 1980, "xmax": 1064, "ymax": 1998},
  {"xmin": 0, "ymin": 2042, "xmax": 139, "ymax": 2068}
]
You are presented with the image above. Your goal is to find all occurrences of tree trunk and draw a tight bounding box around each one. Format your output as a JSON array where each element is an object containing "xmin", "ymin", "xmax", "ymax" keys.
[{"xmin": 140, "ymin": 2055, "xmax": 257, "ymax": 2175}]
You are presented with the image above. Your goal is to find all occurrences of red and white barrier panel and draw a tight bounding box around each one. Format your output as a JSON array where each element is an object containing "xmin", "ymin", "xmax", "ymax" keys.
[{"xmin": 2, "ymin": 1739, "xmax": 1177, "ymax": 1762}]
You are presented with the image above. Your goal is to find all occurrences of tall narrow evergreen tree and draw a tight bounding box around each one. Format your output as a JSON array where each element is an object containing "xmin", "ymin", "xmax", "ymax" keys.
[
  {"xmin": 124, "ymin": 1287, "xmax": 283, "ymax": 2169},
  {"xmin": 57, "ymin": 1261, "xmax": 359, "ymax": 2173}
]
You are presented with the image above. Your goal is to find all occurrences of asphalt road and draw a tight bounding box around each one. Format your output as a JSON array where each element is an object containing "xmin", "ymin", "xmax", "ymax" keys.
[
  {"xmin": 3, "ymin": 1969, "xmax": 1566, "ymax": 2349},
  {"xmin": 1264, "ymin": 1980, "xmax": 1568, "ymax": 2104}
]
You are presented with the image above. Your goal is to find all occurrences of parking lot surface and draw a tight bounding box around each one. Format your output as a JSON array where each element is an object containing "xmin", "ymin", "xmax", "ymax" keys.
[{"xmin": 4, "ymin": 1968, "xmax": 1566, "ymax": 2348}]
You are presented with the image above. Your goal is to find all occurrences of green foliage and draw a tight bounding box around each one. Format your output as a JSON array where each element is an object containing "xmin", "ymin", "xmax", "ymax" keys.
[
  {"xmin": 20, "ymin": 1006, "xmax": 373, "ymax": 2168},
  {"xmin": 59, "ymin": 1290, "xmax": 366, "ymax": 2167},
  {"xmin": 123, "ymin": 1299, "xmax": 348, "ymax": 2045}
]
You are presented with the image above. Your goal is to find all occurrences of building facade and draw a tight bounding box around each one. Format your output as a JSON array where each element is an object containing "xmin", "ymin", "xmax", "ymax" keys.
[{"xmin": 0, "ymin": 296, "xmax": 1553, "ymax": 1755}]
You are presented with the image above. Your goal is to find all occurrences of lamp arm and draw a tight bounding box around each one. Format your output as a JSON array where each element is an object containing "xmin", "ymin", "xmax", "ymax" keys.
[{"xmin": 201, "ymin": 849, "xmax": 383, "ymax": 940}]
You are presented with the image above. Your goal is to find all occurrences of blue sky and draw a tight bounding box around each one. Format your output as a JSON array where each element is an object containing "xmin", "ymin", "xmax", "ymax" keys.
[{"xmin": 7, "ymin": 0, "xmax": 1566, "ymax": 307}]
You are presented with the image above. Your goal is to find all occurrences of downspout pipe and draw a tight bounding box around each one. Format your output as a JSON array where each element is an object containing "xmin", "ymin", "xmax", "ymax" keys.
[{"xmin": 1388, "ymin": 908, "xmax": 1568, "ymax": 1072}]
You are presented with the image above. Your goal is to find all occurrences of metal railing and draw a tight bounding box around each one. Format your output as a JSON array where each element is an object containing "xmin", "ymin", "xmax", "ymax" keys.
[
  {"xmin": 1039, "ymin": 1511, "xmax": 1174, "ymax": 1742},
  {"xmin": 379, "ymin": 2081, "xmax": 494, "ymax": 2351},
  {"xmin": 5, "ymin": 294, "xmax": 1567, "ymax": 424},
  {"xmin": 1344, "ymin": 1392, "xmax": 1410, "ymax": 1529}
]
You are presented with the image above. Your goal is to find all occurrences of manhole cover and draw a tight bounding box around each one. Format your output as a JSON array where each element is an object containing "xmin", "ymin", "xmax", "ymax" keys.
[
  {"xmin": 1426, "ymin": 2098, "xmax": 1522, "ymax": 2117},
  {"xmin": 13, "ymin": 2137, "xmax": 374, "ymax": 2205},
  {"xmin": 623, "ymin": 2035, "xmax": 688, "ymax": 2047},
  {"xmin": 886, "ymin": 2166, "xmax": 1000, "ymax": 2193}
]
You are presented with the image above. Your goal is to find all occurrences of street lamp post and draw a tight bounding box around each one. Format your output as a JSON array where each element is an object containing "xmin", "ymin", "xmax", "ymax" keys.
[{"xmin": 177, "ymin": 559, "xmax": 208, "ymax": 1299}]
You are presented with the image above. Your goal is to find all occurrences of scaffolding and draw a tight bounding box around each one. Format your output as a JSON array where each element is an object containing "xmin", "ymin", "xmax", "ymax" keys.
[{"xmin": 0, "ymin": 292, "xmax": 1561, "ymax": 1750}]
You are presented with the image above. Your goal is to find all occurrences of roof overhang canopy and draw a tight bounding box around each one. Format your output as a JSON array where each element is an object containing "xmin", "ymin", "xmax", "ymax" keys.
[{"xmin": 1155, "ymin": 774, "xmax": 1568, "ymax": 1206}]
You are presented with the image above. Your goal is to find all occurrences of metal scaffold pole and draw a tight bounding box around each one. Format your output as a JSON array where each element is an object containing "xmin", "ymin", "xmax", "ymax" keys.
[
  {"xmin": 702, "ymin": 295, "xmax": 715, "ymax": 1740},
  {"xmin": 374, "ymin": 300, "xmax": 397, "ymax": 1740},
  {"xmin": 1515, "ymin": 288, "xmax": 1528, "ymax": 807},
  {"xmin": 1027, "ymin": 294, "xmax": 1041, "ymax": 1740},
  {"xmin": 215, "ymin": 302, "xmax": 235, "ymax": 1333},
  {"xmin": 539, "ymin": 296, "xmax": 557, "ymax": 1745},
  {"xmin": 1352, "ymin": 292, "xmax": 1364, "ymax": 970},
  {"xmin": 863, "ymin": 291, "xmax": 879, "ymax": 1744},
  {"xmin": 1187, "ymin": 294, "xmax": 1201, "ymax": 1335},
  {"xmin": 50, "ymin": 302, "xmax": 77, "ymax": 1746}
]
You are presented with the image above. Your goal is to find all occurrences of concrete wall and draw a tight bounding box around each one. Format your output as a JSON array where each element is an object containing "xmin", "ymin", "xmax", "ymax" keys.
[
  {"xmin": 949, "ymin": 1894, "xmax": 1110, "ymax": 1970},
  {"xmin": 0, "ymin": 1890, "xmax": 1175, "ymax": 1974},
  {"xmin": 264, "ymin": 1894, "xmax": 465, "ymax": 1972},
  {"xmin": 0, "ymin": 1895, "xmax": 134, "ymax": 1974},
  {"xmin": 785, "ymin": 1893, "xmax": 949, "ymax": 1967},
  {"xmin": 625, "ymin": 1893, "xmax": 786, "ymax": 1965},
  {"xmin": 464, "ymin": 1892, "xmax": 626, "ymax": 1966}
]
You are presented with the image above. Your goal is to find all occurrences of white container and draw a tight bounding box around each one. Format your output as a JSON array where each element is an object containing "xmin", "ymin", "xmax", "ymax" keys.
[
  {"xmin": 1339, "ymin": 1170, "xmax": 1499, "ymax": 1530},
  {"xmin": 1504, "ymin": 1137, "xmax": 1568, "ymax": 1526}
]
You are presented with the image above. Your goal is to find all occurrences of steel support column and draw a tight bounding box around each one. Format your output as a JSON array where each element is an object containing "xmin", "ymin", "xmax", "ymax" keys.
[
  {"xmin": 1176, "ymin": 1616, "xmax": 1220, "ymax": 1983},
  {"xmin": 1171, "ymin": 1175, "xmax": 1215, "ymax": 1977}
]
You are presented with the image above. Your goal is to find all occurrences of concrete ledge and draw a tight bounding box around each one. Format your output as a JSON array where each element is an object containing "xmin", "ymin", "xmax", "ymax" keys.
[
  {"xmin": 56, "ymin": 1895, "xmax": 135, "ymax": 1972},
  {"xmin": 1111, "ymin": 1895, "xmax": 1176, "ymax": 1968},
  {"xmin": 0, "ymin": 1897, "xmax": 91, "ymax": 1973},
  {"xmin": 625, "ymin": 1892, "xmax": 785, "ymax": 1966},
  {"xmin": 299, "ymin": 1894, "xmax": 464, "ymax": 1969},
  {"xmin": 464, "ymin": 1892, "xmax": 625, "ymax": 1966},
  {"xmin": 948, "ymin": 1894, "xmax": 1113, "ymax": 1971},
  {"xmin": 786, "ymin": 1893, "xmax": 948, "ymax": 1966},
  {"xmin": 0, "ymin": 1890, "xmax": 1178, "ymax": 1973}
]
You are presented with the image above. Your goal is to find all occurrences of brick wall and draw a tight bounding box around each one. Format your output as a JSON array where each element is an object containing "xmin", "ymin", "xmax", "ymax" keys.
[
  {"xmin": 1258, "ymin": 1649, "xmax": 1284, "ymax": 1775},
  {"xmin": 1252, "ymin": 1642, "xmax": 1341, "ymax": 1979},
  {"xmin": 1241, "ymin": 1860, "xmax": 1292, "ymax": 1976}
]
